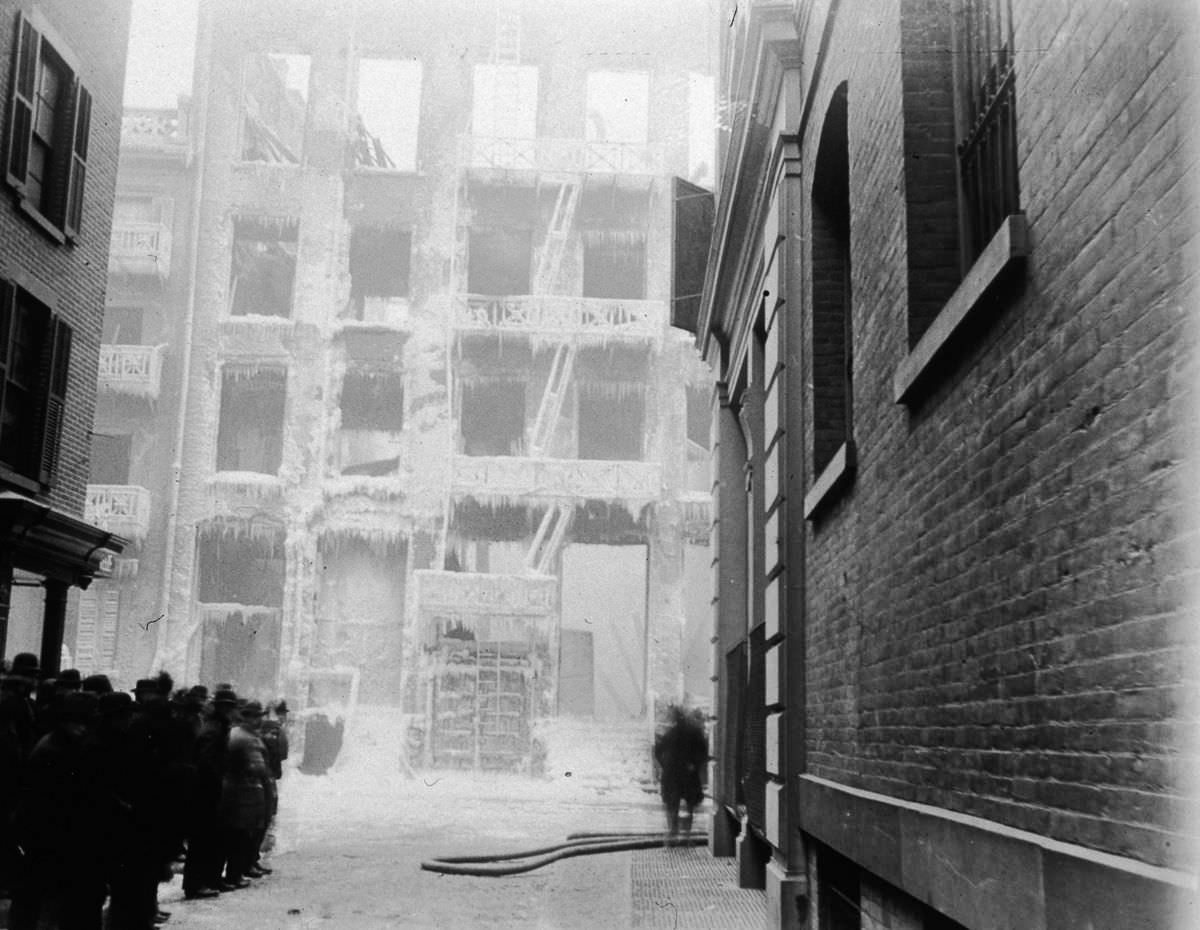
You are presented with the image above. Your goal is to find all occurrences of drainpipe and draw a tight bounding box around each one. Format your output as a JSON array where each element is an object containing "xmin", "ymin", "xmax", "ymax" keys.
[{"xmin": 152, "ymin": 5, "xmax": 215, "ymax": 674}]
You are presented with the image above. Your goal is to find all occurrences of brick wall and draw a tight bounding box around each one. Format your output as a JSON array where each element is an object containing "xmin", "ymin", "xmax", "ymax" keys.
[
  {"xmin": 799, "ymin": 0, "xmax": 1197, "ymax": 870},
  {"xmin": 0, "ymin": 0, "xmax": 131, "ymax": 515}
]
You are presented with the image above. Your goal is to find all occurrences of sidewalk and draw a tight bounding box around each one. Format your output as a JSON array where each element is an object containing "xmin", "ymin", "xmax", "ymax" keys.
[{"xmin": 631, "ymin": 844, "xmax": 766, "ymax": 929}]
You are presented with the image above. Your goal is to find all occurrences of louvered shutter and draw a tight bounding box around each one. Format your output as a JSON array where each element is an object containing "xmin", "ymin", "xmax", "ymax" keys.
[
  {"xmin": 76, "ymin": 587, "xmax": 98, "ymax": 671},
  {"xmin": 5, "ymin": 13, "xmax": 38, "ymax": 190},
  {"xmin": 0, "ymin": 282, "xmax": 12, "ymax": 421},
  {"xmin": 37, "ymin": 316, "xmax": 71, "ymax": 485},
  {"xmin": 64, "ymin": 82, "xmax": 90, "ymax": 237}
]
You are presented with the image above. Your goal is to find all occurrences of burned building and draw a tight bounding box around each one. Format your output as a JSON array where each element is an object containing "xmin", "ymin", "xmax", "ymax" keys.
[{"xmin": 88, "ymin": 0, "xmax": 717, "ymax": 771}]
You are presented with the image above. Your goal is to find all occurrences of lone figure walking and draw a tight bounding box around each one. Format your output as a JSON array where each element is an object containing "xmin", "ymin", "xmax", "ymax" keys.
[{"xmin": 654, "ymin": 705, "xmax": 708, "ymax": 842}]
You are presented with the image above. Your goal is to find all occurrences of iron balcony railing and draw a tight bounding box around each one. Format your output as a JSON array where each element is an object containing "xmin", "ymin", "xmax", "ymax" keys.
[
  {"xmin": 109, "ymin": 221, "xmax": 173, "ymax": 279},
  {"xmin": 120, "ymin": 108, "xmax": 189, "ymax": 156},
  {"xmin": 85, "ymin": 485, "xmax": 152, "ymax": 541},
  {"xmin": 446, "ymin": 294, "xmax": 665, "ymax": 341},
  {"xmin": 97, "ymin": 344, "xmax": 165, "ymax": 399},
  {"xmin": 462, "ymin": 135, "xmax": 666, "ymax": 176},
  {"xmin": 451, "ymin": 455, "xmax": 662, "ymax": 504}
]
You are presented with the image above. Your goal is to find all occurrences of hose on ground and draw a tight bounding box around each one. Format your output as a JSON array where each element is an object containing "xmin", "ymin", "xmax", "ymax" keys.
[{"xmin": 420, "ymin": 831, "xmax": 706, "ymax": 877}]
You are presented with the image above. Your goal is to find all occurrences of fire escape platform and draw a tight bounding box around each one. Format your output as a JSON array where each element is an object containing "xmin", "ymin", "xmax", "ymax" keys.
[{"xmin": 450, "ymin": 455, "xmax": 663, "ymax": 507}]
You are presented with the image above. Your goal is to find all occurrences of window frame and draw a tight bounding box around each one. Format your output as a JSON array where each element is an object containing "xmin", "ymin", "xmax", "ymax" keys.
[
  {"xmin": 0, "ymin": 278, "xmax": 72, "ymax": 491},
  {"xmin": 5, "ymin": 11, "xmax": 91, "ymax": 242}
]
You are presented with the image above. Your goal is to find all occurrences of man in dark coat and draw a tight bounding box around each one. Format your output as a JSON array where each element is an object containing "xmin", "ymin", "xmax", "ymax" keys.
[
  {"xmin": 182, "ymin": 689, "xmax": 237, "ymax": 898},
  {"xmin": 220, "ymin": 701, "xmax": 273, "ymax": 885},
  {"xmin": 653, "ymin": 705, "xmax": 709, "ymax": 842},
  {"xmin": 8, "ymin": 691, "xmax": 109, "ymax": 930}
]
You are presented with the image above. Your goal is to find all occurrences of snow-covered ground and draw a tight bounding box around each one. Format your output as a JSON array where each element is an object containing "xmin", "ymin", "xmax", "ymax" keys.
[{"xmin": 159, "ymin": 710, "xmax": 682, "ymax": 929}]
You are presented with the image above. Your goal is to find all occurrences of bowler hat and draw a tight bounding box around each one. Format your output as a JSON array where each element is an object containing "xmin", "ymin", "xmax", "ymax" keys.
[
  {"xmin": 56, "ymin": 669, "xmax": 82, "ymax": 689},
  {"xmin": 213, "ymin": 688, "xmax": 238, "ymax": 706},
  {"xmin": 82, "ymin": 674, "xmax": 113, "ymax": 694},
  {"xmin": 274, "ymin": 699, "xmax": 290, "ymax": 716},
  {"xmin": 10, "ymin": 653, "xmax": 39, "ymax": 681},
  {"xmin": 133, "ymin": 678, "xmax": 159, "ymax": 692},
  {"xmin": 241, "ymin": 700, "xmax": 265, "ymax": 718}
]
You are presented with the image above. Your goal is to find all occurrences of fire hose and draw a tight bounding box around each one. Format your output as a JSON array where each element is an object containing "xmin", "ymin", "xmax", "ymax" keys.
[{"xmin": 420, "ymin": 831, "xmax": 706, "ymax": 877}]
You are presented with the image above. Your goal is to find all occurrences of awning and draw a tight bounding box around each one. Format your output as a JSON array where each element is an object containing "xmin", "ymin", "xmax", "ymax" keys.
[{"xmin": 0, "ymin": 492, "xmax": 127, "ymax": 588}]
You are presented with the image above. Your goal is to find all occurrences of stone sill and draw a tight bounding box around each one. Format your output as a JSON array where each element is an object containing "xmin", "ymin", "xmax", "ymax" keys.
[
  {"xmin": 803, "ymin": 440, "xmax": 854, "ymax": 520},
  {"xmin": 893, "ymin": 213, "xmax": 1029, "ymax": 405}
]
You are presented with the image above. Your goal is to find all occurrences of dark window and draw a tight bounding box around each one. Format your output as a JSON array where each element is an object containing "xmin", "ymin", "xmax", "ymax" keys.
[
  {"xmin": 215, "ymin": 367, "xmax": 286, "ymax": 473},
  {"xmin": 468, "ymin": 228, "xmax": 532, "ymax": 296},
  {"xmin": 90, "ymin": 433, "xmax": 132, "ymax": 485},
  {"xmin": 582, "ymin": 234, "xmax": 646, "ymax": 299},
  {"xmin": 0, "ymin": 281, "xmax": 71, "ymax": 485},
  {"xmin": 817, "ymin": 846, "xmax": 860, "ymax": 930},
  {"xmin": 460, "ymin": 380, "xmax": 525, "ymax": 456},
  {"xmin": 230, "ymin": 218, "xmax": 298, "ymax": 317},
  {"xmin": 339, "ymin": 367, "xmax": 404, "ymax": 476},
  {"xmin": 810, "ymin": 84, "xmax": 852, "ymax": 477},
  {"xmin": 197, "ymin": 523, "xmax": 286, "ymax": 606},
  {"xmin": 349, "ymin": 227, "xmax": 411, "ymax": 317},
  {"xmin": 577, "ymin": 383, "xmax": 644, "ymax": 461},
  {"xmin": 954, "ymin": 0, "xmax": 1019, "ymax": 262},
  {"xmin": 5, "ymin": 13, "xmax": 91, "ymax": 237}
]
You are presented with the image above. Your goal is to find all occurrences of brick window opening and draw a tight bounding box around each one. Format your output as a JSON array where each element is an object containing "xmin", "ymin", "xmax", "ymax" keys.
[
  {"xmin": 0, "ymin": 281, "xmax": 72, "ymax": 486},
  {"xmin": 5, "ymin": 12, "xmax": 92, "ymax": 238},
  {"xmin": 339, "ymin": 367, "xmax": 404, "ymax": 476},
  {"xmin": 460, "ymin": 379, "xmax": 526, "ymax": 457},
  {"xmin": 954, "ymin": 0, "xmax": 1019, "ymax": 262},
  {"xmin": 348, "ymin": 226, "xmax": 411, "ymax": 319},
  {"xmin": 242, "ymin": 52, "xmax": 309, "ymax": 164},
  {"xmin": 354, "ymin": 59, "xmax": 422, "ymax": 171},
  {"xmin": 215, "ymin": 367, "xmax": 286, "ymax": 474},
  {"xmin": 810, "ymin": 83, "xmax": 851, "ymax": 478},
  {"xmin": 468, "ymin": 228, "xmax": 532, "ymax": 296},
  {"xmin": 582, "ymin": 232, "xmax": 646, "ymax": 300},
  {"xmin": 229, "ymin": 217, "xmax": 298, "ymax": 318}
]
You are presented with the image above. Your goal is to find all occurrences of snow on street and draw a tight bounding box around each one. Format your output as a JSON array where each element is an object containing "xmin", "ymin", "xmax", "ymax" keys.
[{"xmin": 158, "ymin": 716, "xmax": 681, "ymax": 929}]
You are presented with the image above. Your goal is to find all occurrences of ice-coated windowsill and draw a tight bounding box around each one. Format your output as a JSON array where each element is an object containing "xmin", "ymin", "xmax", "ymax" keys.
[{"xmin": 893, "ymin": 213, "xmax": 1029, "ymax": 405}]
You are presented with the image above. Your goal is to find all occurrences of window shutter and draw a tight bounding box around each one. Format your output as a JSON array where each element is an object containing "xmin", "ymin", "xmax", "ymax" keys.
[
  {"xmin": 5, "ymin": 13, "xmax": 39, "ymax": 190},
  {"xmin": 64, "ymin": 83, "xmax": 91, "ymax": 237},
  {"xmin": 37, "ymin": 316, "xmax": 71, "ymax": 485}
]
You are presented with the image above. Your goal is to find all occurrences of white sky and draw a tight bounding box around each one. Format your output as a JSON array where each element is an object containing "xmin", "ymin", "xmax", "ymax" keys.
[{"xmin": 123, "ymin": 0, "xmax": 199, "ymax": 107}]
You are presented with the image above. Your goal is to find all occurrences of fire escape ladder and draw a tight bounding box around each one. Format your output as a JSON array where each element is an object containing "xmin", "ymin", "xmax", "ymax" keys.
[
  {"xmin": 533, "ymin": 179, "xmax": 580, "ymax": 295},
  {"xmin": 524, "ymin": 502, "xmax": 573, "ymax": 574},
  {"xmin": 494, "ymin": 0, "xmax": 522, "ymax": 65},
  {"xmin": 528, "ymin": 340, "xmax": 576, "ymax": 458}
]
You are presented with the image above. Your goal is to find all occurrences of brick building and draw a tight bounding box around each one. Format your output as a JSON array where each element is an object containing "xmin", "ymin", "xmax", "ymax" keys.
[
  {"xmin": 85, "ymin": 0, "xmax": 718, "ymax": 770},
  {"xmin": 690, "ymin": 1, "xmax": 1198, "ymax": 928},
  {"xmin": 0, "ymin": 0, "xmax": 132, "ymax": 672}
]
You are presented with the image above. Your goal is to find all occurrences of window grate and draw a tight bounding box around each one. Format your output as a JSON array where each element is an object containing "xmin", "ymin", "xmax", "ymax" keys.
[{"xmin": 956, "ymin": 0, "xmax": 1019, "ymax": 260}]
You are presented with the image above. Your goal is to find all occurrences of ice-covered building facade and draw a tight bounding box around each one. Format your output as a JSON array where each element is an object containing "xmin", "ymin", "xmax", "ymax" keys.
[{"xmin": 85, "ymin": 0, "xmax": 717, "ymax": 772}]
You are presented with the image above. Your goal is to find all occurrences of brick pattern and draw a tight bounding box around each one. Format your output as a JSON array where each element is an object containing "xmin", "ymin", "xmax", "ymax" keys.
[
  {"xmin": 0, "ymin": 0, "xmax": 131, "ymax": 515},
  {"xmin": 798, "ymin": 0, "xmax": 1198, "ymax": 870}
]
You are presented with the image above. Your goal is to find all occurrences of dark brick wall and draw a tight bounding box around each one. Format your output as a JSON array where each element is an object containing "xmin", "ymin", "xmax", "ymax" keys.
[
  {"xmin": 798, "ymin": 0, "xmax": 1197, "ymax": 870},
  {"xmin": 0, "ymin": 0, "xmax": 131, "ymax": 515}
]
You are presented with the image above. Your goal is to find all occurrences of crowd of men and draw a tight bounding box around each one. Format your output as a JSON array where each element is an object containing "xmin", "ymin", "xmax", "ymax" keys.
[{"xmin": 0, "ymin": 652, "xmax": 290, "ymax": 930}]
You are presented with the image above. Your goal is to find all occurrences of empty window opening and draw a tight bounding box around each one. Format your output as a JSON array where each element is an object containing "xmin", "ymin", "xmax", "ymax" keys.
[
  {"xmin": 810, "ymin": 84, "xmax": 852, "ymax": 477},
  {"xmin": 460, "ymin": 379, "xmax": 526, "ymax": 457},
  {"xmin": 582, "ymin": 233, "xmax": 646, "ymax": 299},
  {"xmin": 102, "ymin": 307, "xmax": 144, "ymax": 345},
  {"xmin": 585, "ymin": 71, "xmax": 649, "ymax": 145},
  {"xmin": 469, "ymin": 228, "xmax": 532, "ymax": 296},
  {"xmin": 242, "ymin": 52, "xmax": 309, "ymax": 164},
  {"xmin": 230, "ymin": 217, "xmax": 298, "ymax": 317},
  {"xmin": 577, "ymin": 381, "xmax": 645, "ymax": 461},
  {"xmin": 196, "ymin": 522, "xmax": 286, "ymax": 606},
  {"xmin": 90, "ymin": 433, "xmax": 132, "ymax": 485},
  {"xmin": 349, "ymin": 226, "xmax": 411, "ymax": 318},
  {"xmin": 354, "ymin": 59, "xmax": 422, "ymax": 171},
  {"xmin": 216, "ymin": 367, "xmax": 286, "ymax": 474},
  {"xmin": 339, "ymin": 368, "xmax": 404, "ymax": 476},
  {"xmin": 473, "ymin": 64, "xmax": 538, "ymax": 139}
]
